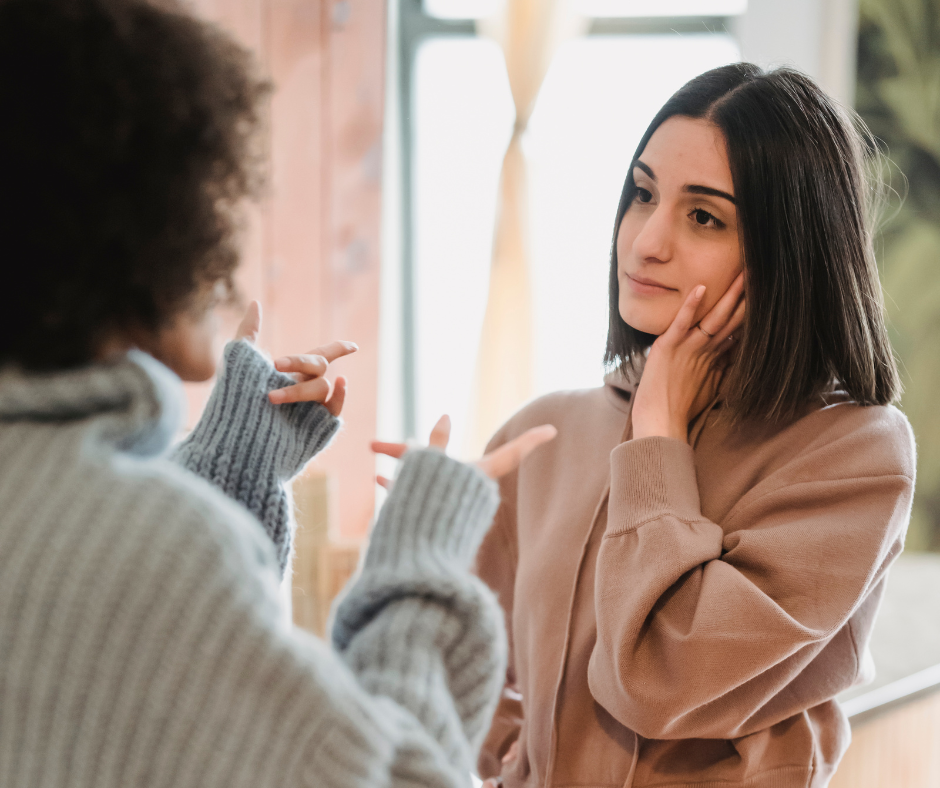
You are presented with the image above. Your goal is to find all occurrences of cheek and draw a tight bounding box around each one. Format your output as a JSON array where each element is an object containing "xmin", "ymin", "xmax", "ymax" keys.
[
  {"xmin": 695, "ymin": 243, "xmax": 743, "ymax": 313},
  {"xmin": 155, "ymin": 311, "xmax": 221, "ymax": 382},
  {"xmin": 615, "ymin": 216, "xmax": 634, "ymax": 264}
]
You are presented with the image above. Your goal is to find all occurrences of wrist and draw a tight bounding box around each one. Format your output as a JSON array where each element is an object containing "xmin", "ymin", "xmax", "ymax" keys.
[{"xmin": 630, "ymin": 406, "xmax": 687, "ymax": 442}]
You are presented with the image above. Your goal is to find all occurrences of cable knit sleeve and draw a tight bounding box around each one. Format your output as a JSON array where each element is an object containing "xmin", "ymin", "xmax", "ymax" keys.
[
  {"xmin": 331, "ymin": 449, "xmax": 507, "ymax": 778},
  {"xmin": 171, "ymin": 339, "xmax": 340, "ymax": 572}
]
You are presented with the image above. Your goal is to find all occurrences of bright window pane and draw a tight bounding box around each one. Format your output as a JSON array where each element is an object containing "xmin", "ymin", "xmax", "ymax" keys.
[
  {"xmin": 413, "ymin": 38, "xmax": 514, "ymax": 452},
  {"xmin": 576, "ymin": 0, "xmax": 747, "ymax": 17},
  {"xmin": 422, "ymin": 0, "xmax": 500, "ymax": 20},
  {"xmin": 525, "ymin": 34, "xmax": 740, "ymax": 398},
  {"xmin": 424, "ymin": 0, "xmax": 747, "ymax": 19},
  {"xmin": 412, "ymin": 33, "xmax": 739, "ymax": 453}
]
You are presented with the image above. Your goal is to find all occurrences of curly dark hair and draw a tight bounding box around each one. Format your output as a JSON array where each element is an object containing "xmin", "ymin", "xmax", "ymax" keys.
[{"xmin": 0, "ymin": 0, "xmax": 268, "ymax": 370}]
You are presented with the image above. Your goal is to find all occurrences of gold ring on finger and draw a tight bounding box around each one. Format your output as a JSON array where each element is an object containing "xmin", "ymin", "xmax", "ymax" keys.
[{"xmin": 697, "ymin": 324, "xmax": 715, "ymax": 339}]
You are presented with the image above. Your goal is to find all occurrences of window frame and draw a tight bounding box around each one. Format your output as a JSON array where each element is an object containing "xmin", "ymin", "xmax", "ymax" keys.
[{"xmin": 394, "ymin": 0, "xmax": 738, "ymax": 437}]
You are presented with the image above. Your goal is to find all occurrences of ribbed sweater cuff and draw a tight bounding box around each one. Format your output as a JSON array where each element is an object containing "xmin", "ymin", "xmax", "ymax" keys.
[
  {"xmin": 178, "ymin": 340, "xmax": 340, "ymax": 483},
  {"xmin": 363, "ymin": 449, "xmax": 500, "ymax": 573},
  {"xmin": 608, "ymin": 436, "xmax": 702, "ymax": 534},
  {"xmin": 172, "ymin": 340, "xmax": 340, "ymax": 571}
]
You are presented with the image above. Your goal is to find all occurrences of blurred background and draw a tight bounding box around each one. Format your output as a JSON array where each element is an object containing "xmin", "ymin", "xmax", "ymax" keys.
[{"xmin": 185, "ymin": 0, "xmax": 940, "ymax": 782}]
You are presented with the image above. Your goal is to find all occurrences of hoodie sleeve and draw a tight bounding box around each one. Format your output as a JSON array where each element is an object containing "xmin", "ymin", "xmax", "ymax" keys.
[{"xmin": 588, "ymin": 405, "xmax": 915, "ymax": 740}]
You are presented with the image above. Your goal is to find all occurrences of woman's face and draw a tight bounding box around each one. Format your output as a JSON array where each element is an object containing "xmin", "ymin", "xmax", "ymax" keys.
[
  {"xmin": 617, "ymin": 116, "xmax": 743, "ymax": 335},
  {"xmin": 143, "ymin": 304, "xmax": 223, "ymax": 382},
  {"xmin": 132, "ymin": 282, "xmax": 229, "ymax": 382}
]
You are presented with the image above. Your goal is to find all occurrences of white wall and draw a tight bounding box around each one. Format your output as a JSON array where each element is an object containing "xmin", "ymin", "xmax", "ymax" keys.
[{"xmin": 734, "ymin": 0, "xmax": 859, "ymax": 106}]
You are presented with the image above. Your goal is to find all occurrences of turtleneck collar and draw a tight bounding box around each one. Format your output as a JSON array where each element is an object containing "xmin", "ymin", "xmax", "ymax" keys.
[{"xmin": 0, "ymin": 350, "xmax": 185, "ymax": 457}]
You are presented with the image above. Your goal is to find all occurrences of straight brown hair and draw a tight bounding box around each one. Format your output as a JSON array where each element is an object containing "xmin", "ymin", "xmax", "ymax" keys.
[{"xmin": 605, "ymin": 63, "xmax": 901, "ymax": 422}]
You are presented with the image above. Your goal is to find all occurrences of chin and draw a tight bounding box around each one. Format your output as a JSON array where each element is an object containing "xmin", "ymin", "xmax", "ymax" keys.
[{"xmin": 619, "ymin": 305, "xmax": 670, "ymax": 336}]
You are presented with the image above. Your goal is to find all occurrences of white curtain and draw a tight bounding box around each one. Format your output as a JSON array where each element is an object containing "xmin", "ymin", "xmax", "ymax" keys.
[{"xmin": 468, "ymin": 0, "xmax": 584, "ymax": 456}]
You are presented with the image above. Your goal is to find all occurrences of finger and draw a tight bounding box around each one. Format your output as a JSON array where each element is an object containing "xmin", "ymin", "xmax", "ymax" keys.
[
  {"xmin": 234, "ymin": 300, "xmax": 262, "ymax": 343},
  {"xmin": 273, "ymin": 354, "xmax": 329, "ymax": 379},
  {"xmin": 376, "ymin": 475, "xmax": 391, "ymax": 490},
  {"xmin": 325, "ymin": 375, "xmax": 347, "ymax": 417},
  {"xmin": 665, "ymin": 285, "xmax": 706, "ymax": 341},
  {"xmin": 268, "ymin": 376, "xmax": 331, "ymax": 405},
  {"xmin": 304, "ymin": 340, "xmax": 359, "ymax": 364},
  {"xmin": 370, "ymin": 440, "xmax": 407, "ymax": 459},
  {"xmin": 711, "ymin": 296, "xmax": 746, "ymax": 346},
  {"xmin": 428, "ymin": 415, "xmax": 451, "ymax": 451},
  {"xmin": 698, "ymin": 272, "xmax": 744, "ymax": 338},
  {"xmin": 477, "ymin": 424, "xmax": 557, "ymax": 480}
]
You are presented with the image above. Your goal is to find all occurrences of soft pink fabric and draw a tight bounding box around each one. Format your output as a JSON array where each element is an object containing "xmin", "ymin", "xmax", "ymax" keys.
[{"xmin": 475, "ymin": 376, "xmax": 914, "ymax": 788}]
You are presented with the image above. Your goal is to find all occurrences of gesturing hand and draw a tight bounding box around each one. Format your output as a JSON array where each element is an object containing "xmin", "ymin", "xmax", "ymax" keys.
[
  {"xmin": 371, "ymin": 415, "xmax": 557, "ymax": 489},
  {"xmin": 233, "ymin": 300, "xmax": 358, "ymax": 417},
  {"xmin": 631, "ymin": 272, "xmax": 745, "ymax": 443}
]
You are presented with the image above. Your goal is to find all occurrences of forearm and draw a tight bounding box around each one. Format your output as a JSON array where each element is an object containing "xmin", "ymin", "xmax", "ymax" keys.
[
  {"xmin": 590, "ymin": 435, "xmax": 911, "ymax": 739},
  {"xmin": 172, "ymin": 340, "xmax": 340, "ymax": 572},
  {"xmin": 332, "ymin": 450, "xmax": 505, "ymax": 774}
]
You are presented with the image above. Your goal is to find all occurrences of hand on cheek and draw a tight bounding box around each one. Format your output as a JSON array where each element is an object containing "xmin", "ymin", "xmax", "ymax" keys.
[{"xmin": 631, "ymin": 272, "xmax": 745, "ymax": 442}]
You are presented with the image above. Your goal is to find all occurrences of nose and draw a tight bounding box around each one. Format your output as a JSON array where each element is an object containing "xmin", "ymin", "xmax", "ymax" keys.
[{"xmin": 632, "ymin": 203, "xmax": 674, "ymax": 264}]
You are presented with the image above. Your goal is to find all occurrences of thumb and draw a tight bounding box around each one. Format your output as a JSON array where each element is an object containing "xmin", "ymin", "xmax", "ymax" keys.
[{"xmin": 234, "ymin": 300, "xmax": 262, "ymax": 344}]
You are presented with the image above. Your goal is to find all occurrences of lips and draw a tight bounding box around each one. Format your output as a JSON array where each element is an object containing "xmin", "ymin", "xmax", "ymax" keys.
[{"xmin": 625, "ymin": 273, "xmax": 677, "ymax": 293}]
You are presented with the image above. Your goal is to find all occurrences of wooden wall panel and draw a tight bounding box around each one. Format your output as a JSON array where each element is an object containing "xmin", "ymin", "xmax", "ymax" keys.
[
  {"xmin": 183, "ymin": 0, "xmax": 385, "ymax": 543},
  {"xmin": 318, "ymin": 0, "xmax": 385, "ymax": 542}
]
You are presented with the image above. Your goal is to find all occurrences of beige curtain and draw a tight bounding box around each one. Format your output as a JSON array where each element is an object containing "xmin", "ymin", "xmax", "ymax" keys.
[{"xmin": 468, "ymin": 0, "xmax": 582, "ymax": 456}]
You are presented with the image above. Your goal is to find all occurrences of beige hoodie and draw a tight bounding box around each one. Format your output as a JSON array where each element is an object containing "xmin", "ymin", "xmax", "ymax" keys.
[{"xmin": 475, "ymin": 371, "xmax": 915, "ymax": 788}]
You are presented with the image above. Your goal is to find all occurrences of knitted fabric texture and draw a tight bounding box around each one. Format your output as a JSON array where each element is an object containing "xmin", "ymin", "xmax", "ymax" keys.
[
  {"xmin": 172, "ymin": 340, "xmax": 341, "ymax": 572},
  {"xmin": 0, "ymin": 342, "xmax": 506, "ymax": 787}
]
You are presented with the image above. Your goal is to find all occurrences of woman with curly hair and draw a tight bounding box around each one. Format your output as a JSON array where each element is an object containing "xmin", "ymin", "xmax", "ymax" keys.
[{"xmin": 0, "ymin": 0, "xmax": 554, "ymax": 785}]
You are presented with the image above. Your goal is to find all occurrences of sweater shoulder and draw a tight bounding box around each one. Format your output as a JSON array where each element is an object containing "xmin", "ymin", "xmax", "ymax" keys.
[{"xmin": 109, "ymin": 451, "xmax": 281, "ymax": 574}]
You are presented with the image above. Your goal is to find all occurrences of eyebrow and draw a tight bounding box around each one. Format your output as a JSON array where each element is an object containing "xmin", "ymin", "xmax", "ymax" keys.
[{"xmin": 634, "ymin": 159, "xmax": 737, "ymax": 206}]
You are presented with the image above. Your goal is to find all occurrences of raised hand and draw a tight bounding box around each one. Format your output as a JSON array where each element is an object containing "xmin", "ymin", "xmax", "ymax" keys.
[
  {"xmin": 371, "ymin": 416, "xmax": 557, "ymax": 490},
  {"xmin": 631, "ymin": 272, "xmax": 745, "ymax": 442},
  {"xmin": 233, "ymin": 300, "xmax": 358, "ymax": 417}
]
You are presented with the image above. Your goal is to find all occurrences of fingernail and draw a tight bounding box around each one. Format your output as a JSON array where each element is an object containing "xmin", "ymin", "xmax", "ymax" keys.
[
  {"xmin": 695, "ymin": 285, "xmax": 706, "ymax": 299},
  {"xmin": 273, "ymin": 357, "xmax": 289, "ymax": 368},
  {"xmin": 269, "ymin": 389, "xmax": 285, "ymax": 403},
  {"xmin": 346, "ymin": 342, "xmax": 359, "ymax": 351}
]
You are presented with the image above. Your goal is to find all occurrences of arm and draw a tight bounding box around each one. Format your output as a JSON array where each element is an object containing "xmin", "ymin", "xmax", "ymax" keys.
[
  {"xmin": 171, "ymin": 339, "xmax": 340, "ymax": 573},
  {"xmin": 473, "ymin": 437, "xmax": 523, "ymax": 779},
  {"xmin": 588, "ymin": 410, "xmax": 915, "ymax": 740},
  {"xmin": 331, "ymin": 449, "xmax": 506, "ymax": 777},
  {"xmin": 112, "ymin": 449, "xmax": 502, "ymax": 788}
]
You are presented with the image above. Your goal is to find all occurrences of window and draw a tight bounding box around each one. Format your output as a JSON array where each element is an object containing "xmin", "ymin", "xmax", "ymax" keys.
[{"xmin": 391, "ymin": 0, "xmax": 746, "ymax": 453}]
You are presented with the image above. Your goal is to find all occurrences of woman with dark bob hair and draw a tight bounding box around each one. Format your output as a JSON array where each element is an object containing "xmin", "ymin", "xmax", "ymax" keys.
[
  {"xmin": 0, "ymin": 0, "xmax": 555, "ymax": 785},
  {"xmin": 475, "ymin": 64, "xmax": 915, "ymax": 787}
]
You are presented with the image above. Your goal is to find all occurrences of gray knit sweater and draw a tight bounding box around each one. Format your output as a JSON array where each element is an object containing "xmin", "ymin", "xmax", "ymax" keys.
[{"xmin": 0, "ymin": 340, "xmax": 505, "ymax": 787}]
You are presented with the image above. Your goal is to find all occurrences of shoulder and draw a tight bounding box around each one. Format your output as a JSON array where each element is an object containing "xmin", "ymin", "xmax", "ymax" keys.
[
  {"xmin": 798, "ymin": 399, "xmax": 915, "ymax": 480},
  {"xmin": 486, "ymin": 385, "xmax": 624, "ymax": 450},
  {"xmin": 721, "ymin": 400, "xmax": 916, "ymax": 521},
  {"xmin": 105, "ymin": 450, "xmax": 282, "ymax": 580}
]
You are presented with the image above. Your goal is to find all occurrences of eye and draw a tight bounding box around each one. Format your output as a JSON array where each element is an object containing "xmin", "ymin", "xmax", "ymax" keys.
[
  {"xmin": 634, "ymin": 187, "xmax": 653, "ymax": 204},
  {"xmin": 690, "ymin": 208, "xmax": 723, "ymax": 229}
]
